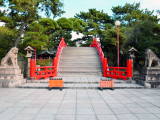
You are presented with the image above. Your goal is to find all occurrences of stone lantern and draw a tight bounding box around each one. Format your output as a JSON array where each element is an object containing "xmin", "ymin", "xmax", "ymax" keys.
[
  {"xmin": 127, "ymin": 47, "xmax": 137, "ymax": 77},
  {"xmin": 24, "ymin": 46, "xmax": 35, "ymax": 78}
]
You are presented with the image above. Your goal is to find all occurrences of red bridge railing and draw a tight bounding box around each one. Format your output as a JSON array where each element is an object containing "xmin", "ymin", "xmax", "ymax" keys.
[
  {"xmin": 90, "ymin": 38, "xmax": 132, "ymax": 80},
  {"xmin": 30, "ymin": 38, "xmax": 67, "ymax": 80}
]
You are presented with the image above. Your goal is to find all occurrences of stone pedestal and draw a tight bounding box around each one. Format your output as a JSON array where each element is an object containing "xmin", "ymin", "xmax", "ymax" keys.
[
  {"xmin": 137, "ymin": 67, "xmax": 160, "ymax": 88},
  {"xmin": 0, "ymin": 66, "xmax": 26, "ymax": 88}
]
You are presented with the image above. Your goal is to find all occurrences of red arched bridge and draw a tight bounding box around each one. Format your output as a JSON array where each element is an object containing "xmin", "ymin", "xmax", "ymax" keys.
[{"xmin": 30, "ymin": 38, "xmax": 132, "ymax": 80}]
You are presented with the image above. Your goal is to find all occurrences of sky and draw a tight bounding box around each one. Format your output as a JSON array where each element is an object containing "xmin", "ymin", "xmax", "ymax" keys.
[{"xmin": 0, "ymin": 0, "xmax": 160, "ymax": 40}]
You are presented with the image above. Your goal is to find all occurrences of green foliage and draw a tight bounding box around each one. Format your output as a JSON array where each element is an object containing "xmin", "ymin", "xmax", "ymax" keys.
[
  {"xmin": 124, "ymin": 19, "xmax": 160, "ymax": 59},
  {"xmin": 36, "ymin": 58, "xmax": 52, "ymax": 66},
  {"xmin": 0, "ymin": 27, "xmax": 16, "ymax": 60},
  {"xmin": 74, "ymin": 8, "xmax": 113, "ymax": 46}
]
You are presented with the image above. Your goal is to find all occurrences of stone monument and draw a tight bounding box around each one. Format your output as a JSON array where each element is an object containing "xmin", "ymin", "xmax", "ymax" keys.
[
  {"xmin": 138, "ymin": 49, "xmax": 160, "ymax": 88},
  {"xmin": 0, "ymin": 47, "xmax": 26, "ymax": 87}
]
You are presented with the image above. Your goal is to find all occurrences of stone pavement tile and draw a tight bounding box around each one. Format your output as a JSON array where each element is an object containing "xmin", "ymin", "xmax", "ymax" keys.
[
  {"xmin": 0, "ymin": 107, "xmax": 7, "ymax": 113},
  {"xmin": 116, "ymin": 114, "xmax": 139, "ymax": 120},
  {"xmin": 105, "ymin": 99, "xmax": 121, "ymax": 104},
  {"xmin": 33, "ymin": 115, "xmax": 55, "ymax": 120},
  {"xmin": 145, "ymin": 108, "xmax": 160, "ymax": 113},
  {"xmin": 131, "ymin": 98, "xmax": 148, "ymax": 103},
  {"xmin": 145, "ymin": 99, "xmax": 160, "ymax": 103},
  {"xmin": 77, "ymin": 103, "xmax": 93, "ymax": 109},
  {"xmin": 118, "ymin": 99, "xmax": 135, "ymax": 104},
  {"xmin": 92, "ymin": 103, "xmax": 109, "ymax": 109},
  {"xmin": 154, "ymin": 114, "xmax": 160, "ymax": 118},
  {"xmin": 2, "ymin": 108, "xmax": 24, "ymax": 114},
  {"xmin": 77, "ymin": 97, "xmax": 90, "ymax": 100},
  {"xmin": 76, "ymin": 109, "xmax": 95, "ymax": 115},
  {"xmin": 26, "ymin": 103, "xmax": 45, "ymax": 108},
  {"xmin": 0, "ymin": 114, "xmax": 16, "ymax": 120},
  {"xmin": 140, "ymin": 96, "xmax": 154, "ymax": 100},
  {"xmin": 111, "ymin": 108, "xmax": 131, "ymax": 114},
  {"xmin": 38, "ymin": 108, "xmax": 58, "ymax": 115},
  {"xmin": 123, "ymin": 103, "xmax": 141, "ymax": 108},
  {"xmin": 60, "ymin": 103, "xmax": 76, "ymax": 109},
  {"xmin": 11, "ymin": 114, "xmax": 36, "ymax": 120},
  {"xmin": 151, "ymin": 102, "xmax": 160, "ymax": 107},
  {"xmin": 24, "ymin": 96, "xmax": 38, "ymax": 100},
  {"xmin": 91, "ymin": 100, "xmax": 105, "ymax": 104},
  {"xmin": 43, "ymin": 103, "xmax": 61, "ymax": 109},
  {"xmin": 96, "ymin": 115, "xmax": 118, "ymax": 120},
  {"xmin": 102, "ymin": 97, "xmax": 116, "ymax": 100},
  {"xmin": 61, "ymin": 100, "xmax": 76, "ymax": 104},
  {"xmin": 20, "ymin": 108, "xmax": 41, "ymax": 114},
  {"xmin": 77, "ymin": 100, "xmax": 91, "ymax": 104},
  {"xmin": 108, "ymin": 103, "xmax": 125, "ymax": 108},
  {"xmin": 94, "ymin": 108, "xmax": 114, "ymax": 115},
  {"xmin": 90, "ymin": 97, "xmax": 103, "ymax": 100},
  {"xmin": 63, "ymin": 96, "xmax": 76, "ymax": 100},
  {"xmin": 57, "ymin": 109, "xmax": 76, "ymax": 115},
  {"xmin": 55, "ymin": 115, "xmax": 75, "ymax": 120},
  {"xmin": 0, "ymin": 102, "xmax": 15, "ymax": 108},
  {"xmin": 11, "ymin": 103, "xmax": 29, "ymax": 108},
  {"xmin": 46, "ymin": 100, "xmax": 62, "ymax": 104},
  {"xmin": 32, "ymin": 100, "xmax": 48, "ymax": 104},
  {"xmin": 50, "ymin": 97, "xmax": 64, "ymax": 100},
  {"xmin": 76, "ymin": 115, "xmax": 97, "ymax": 120},
  {"xmin": 135, "ymin": 114, "xmax": 159, "ymax": 120},
  {"xmin": 137, "ymin": 102, "xmax": 157, "ymax": 108},
  {"xmin": 128, "ymin": 108, "xmax": 150, "ymax": 114},
  {"xmin": 5, "ymin": 98, "xmax": 22, "ymax": 103}
]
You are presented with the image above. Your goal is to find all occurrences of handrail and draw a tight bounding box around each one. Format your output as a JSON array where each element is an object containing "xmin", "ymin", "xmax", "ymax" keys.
[
  {"xmin": 90, "ymin": 38, "xmax": 132, "ymax": 80},
  {"xmin": 90, "ymin": 38, "xmax": 104, "ymax": 67},
  {"xmin": 30, "ymin": 38, "xmax": 67, "ymax": 80},
  {"xmin": 56, "ymin": 38, "xmax": 67, "ymax": 63}
]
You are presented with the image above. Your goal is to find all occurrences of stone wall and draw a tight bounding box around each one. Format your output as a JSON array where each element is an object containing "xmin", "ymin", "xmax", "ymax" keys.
[{"xmin": 17, "ymin": 60, "xmax": 27, "ymax": 77}]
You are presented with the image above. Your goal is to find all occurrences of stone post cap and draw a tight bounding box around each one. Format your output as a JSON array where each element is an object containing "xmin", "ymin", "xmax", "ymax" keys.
[
  {"xmin": 128, "ymin": 47, "xmax": 137, "ymax": 52},
  {"xmin": 24, "ymin": 46, "xmax": 35, "ymax": 51}
]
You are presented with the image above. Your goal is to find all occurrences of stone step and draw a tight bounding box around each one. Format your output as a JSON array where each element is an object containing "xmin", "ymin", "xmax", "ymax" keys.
[
  {"xmin": 59, "ymin": 60, "xmax": 100, "ymax": 62},
  {"xmin": 58, "ymin": 70, "xmax": 102, "ymax": 73},
  {"xmin": 58, "ymin": 66, "xmax": 102, "ymax": 71},
  {"xmin": 59, "ymin": 63, "xmax": 101, "ymax": 66},
  {"xmin": 19, "ymin": 83, "xmax": 144, "ymax": 89},
  {"xmin": 60, "ymin": 57, "xmax": 99, "ymax": 59},
  {"xmin": 58, "ymin": 47, "xmax": 102, "ymax": 77},
  {"xmin": 57, "ymin": 73, "xmax": 103, "ymax": 77}
]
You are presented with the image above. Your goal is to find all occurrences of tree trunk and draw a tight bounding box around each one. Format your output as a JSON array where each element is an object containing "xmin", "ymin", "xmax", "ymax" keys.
[
  {"xmin": 135, "ymin": 58, "xmax": 142, "ymax": 74},
  {"xmin": 14, "ymin": 22, "xmax": 27, "ymax": 47}
]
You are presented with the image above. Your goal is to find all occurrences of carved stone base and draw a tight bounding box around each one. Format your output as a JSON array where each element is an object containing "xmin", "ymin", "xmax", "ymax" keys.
[
  {"xmin": 0, "ymin": 67, "xmax": 26, "ymax": 87},
  {"xmin": 140, "ymin": 67, "xmax": 160, "ymax": 81},
  {"xmin": 0, "ymin": 79, "xmax": 26, "ymax": 88},
  {"xmin": 138, "ymin": 67, "xmax": 160, "ymax": 88},
  {"xmin": 137, "ymin": 79, "xmax": 160, "ymax": 88}
]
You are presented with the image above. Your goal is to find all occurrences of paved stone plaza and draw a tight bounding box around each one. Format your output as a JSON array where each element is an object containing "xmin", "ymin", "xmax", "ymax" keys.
[{"xmin": 0, "ymin": 88, "xmax": 160, "ymax": 120}]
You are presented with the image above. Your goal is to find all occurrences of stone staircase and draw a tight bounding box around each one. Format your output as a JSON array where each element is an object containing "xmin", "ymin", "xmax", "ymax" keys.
[{"xmin": 57, "ymin": 47, "xmax": 103, "ymax": 77}]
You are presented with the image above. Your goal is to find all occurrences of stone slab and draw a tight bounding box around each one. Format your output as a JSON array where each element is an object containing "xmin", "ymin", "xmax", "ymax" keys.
[{"xmin": 0, "ymin": 79, "xmax": 26, "ymax": 88}]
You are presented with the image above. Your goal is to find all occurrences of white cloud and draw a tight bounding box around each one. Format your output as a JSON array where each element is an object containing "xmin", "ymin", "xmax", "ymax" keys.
[
  {"xmin": 128, "ymin": 0, "xmax": 160, "ymax": 15},
  {"xmin": 71, "ymin": 31, "xmax": 84, "ymax": 40},
  {"xmin": 0, "ymin": 22, "xmax": 5, "ymax": 26}
]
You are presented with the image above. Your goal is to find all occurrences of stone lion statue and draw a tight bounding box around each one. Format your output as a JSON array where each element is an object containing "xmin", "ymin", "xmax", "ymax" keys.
[
  {"xmin": 1, "ymin": 47, "xmax": 19, "ymax": 67},
  {"xmin": 144, "ymin": 49, "xmax": 160, "ymax": 67}
]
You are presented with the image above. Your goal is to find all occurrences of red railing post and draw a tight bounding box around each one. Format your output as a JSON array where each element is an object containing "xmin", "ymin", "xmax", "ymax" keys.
[
  {"xmin": 53, "ymin": 57, "xmax": 57, "ymax": 77},
  {"xmin": 103, "ymin": 58, "xmax": 107, "ymax": 77},
  {"xmin": 30, "ymin": 57, "xmax": 36, "ymax": 80},
  {"xmin": 127, "ymin": 54, "xmax": 132, "ymax": 81}
]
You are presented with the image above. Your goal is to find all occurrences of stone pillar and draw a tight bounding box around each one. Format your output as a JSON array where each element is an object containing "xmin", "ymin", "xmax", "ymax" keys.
[{"xmin": 24, "ymin": 46, "xmax": 35, "ymax": 78}]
